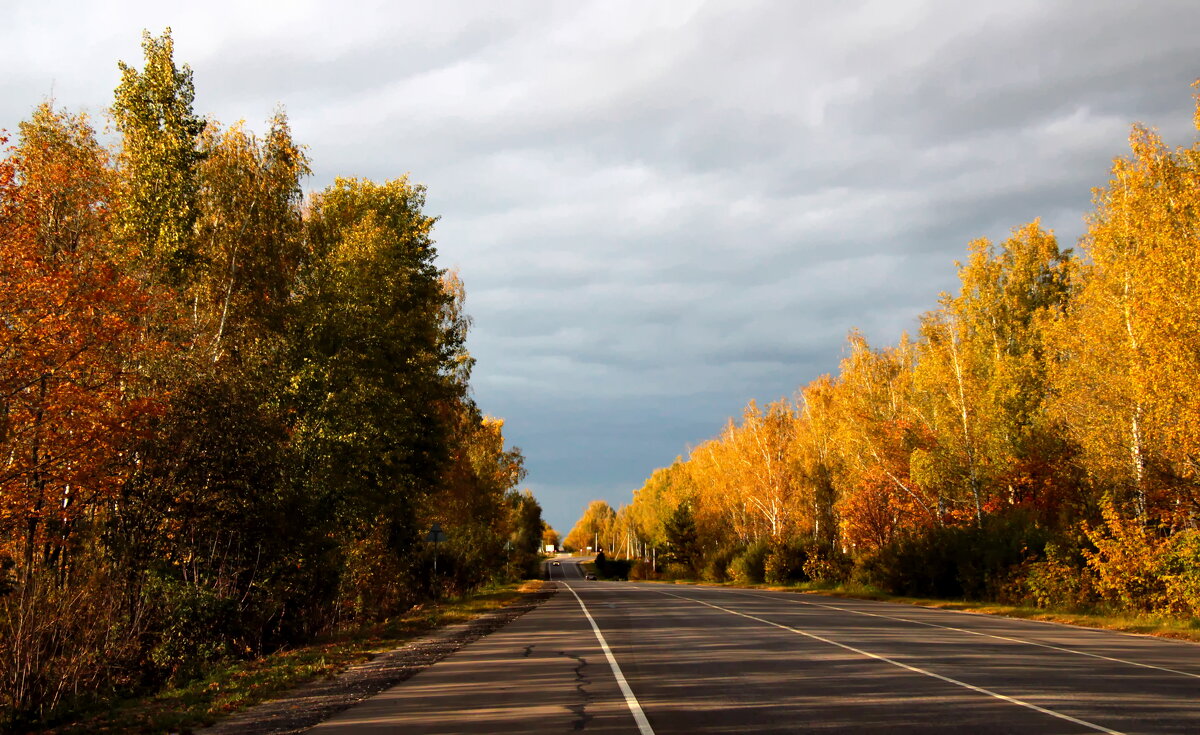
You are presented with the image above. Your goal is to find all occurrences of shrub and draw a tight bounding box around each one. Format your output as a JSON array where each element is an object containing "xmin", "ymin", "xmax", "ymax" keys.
[
  {"xmin": 702, "ymin": 546, "xmax": 739, "ymax": 583},
  {"xmin": 1158, "ymin": 529, "xmax": 1200, "ymax": 617},
  {"xmin": 802, "ymin": 543, "xmax": 853, "ymax": 584},
  {"xmin": 730, "ymin": 540, "xmax": 769, "ymax": 585},
  {"xmin": 627, "ymin": 559, "xmax": 657, "ymax": 580},
  {"xmin": 144, "ymin": 576, "xmax": 242, "ymax": 686},
  {"xmin": 1082, "ymin": 502, "xmax": 1168, "ymax": 612},
  {"xmin": 861, "ymin": 513, "xmax": 1049, "ymax": 600},
  {"xmin": 764, "ymin": 540, "xmax": 808, "ymax": 584},
  {"xmin": 0, "ymin": 568, "xmax": 140, "ymax": 727},
  {"xmin": 1001, "ymin": 541, "xmax": 1098, "ymax": 609}
]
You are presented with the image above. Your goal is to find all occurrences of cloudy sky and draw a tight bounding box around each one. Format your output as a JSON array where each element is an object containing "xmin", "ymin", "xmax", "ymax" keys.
[{"xmin": 4, "ymin": 1, "xmax": 1198, "ymax": 533}]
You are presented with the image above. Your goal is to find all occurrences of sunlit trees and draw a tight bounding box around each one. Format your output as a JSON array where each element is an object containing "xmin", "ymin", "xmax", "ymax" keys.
[
  {"xmin": 914, "ymin": 222, "xmax": 1076, "ymax": 526},
  {"xmin": 0, "ymin": 30, "xmax": 532, "ymax": 726},
  {"xmin": 1051, "ymin": 122, "xmax": 1200, "ymax": 526},
  {"xmin": 0, "ymin": 105, "xmax": 160, "ymax": 583},
  {"xmin": 598, "ymin": 86, "xmax": 1200, "ymax": 617},
  {"xmin": 112, "ymin": 28, "xmax": 205, "ymax": 284},
  {"xmin": 565, "ymin": 500, "xmax": 617, "ymax": 552}
]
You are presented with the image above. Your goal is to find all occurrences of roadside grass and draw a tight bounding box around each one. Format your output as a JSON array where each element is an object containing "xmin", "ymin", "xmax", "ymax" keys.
[
  {"xmin": 44, "ymin": 580, "xmax": 551, "ymax": 735},
  {"xmin": 618, "ymin": 574, "xmax": 1200, "ymax": 643}
]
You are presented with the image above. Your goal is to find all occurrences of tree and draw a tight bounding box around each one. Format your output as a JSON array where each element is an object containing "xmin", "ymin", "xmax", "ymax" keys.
[
  {"xmin": 832, "ymin": 333, "xmax": 935, "ymax": 550},
  {"xmin": 0, "ymin": 105, "xmax": 160, "ymax": 582},
  {"xmin": 112, "ymin": 28, "xmax": 206, "ymax": 283},
  {"xmin": 663, "ymin": 503, "xmax": 699, "ymax": 571},
  {"xmin": 565, "ymin": 501, "xmax": 617, "ymax": 552},
  {"xmin": 191, "ymin": 113, "xmax": 308, "ymax": 358},
  {"xmin": 1050, "ymin": 119, "xmax": 1200, "ymax": 525},
  {"xmin": 914, "ymin": 222, "xmax": 1076, "ymax": 526}
]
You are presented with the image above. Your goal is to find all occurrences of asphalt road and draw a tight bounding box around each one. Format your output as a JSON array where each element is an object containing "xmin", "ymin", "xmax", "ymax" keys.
[{"xmin": 311, "ymin": 557, "xmax": 1200, "ymax": 734}]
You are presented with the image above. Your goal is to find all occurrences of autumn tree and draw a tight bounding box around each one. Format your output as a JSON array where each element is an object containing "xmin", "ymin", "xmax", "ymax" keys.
[
  {"xmin": 565, "ymin": 500, "xmax": 618, "ymax": 552},
  {"xmin": 1050, "ymin": 119, "xmax": 1200, "ymax": 525},
  {"xmin": 0, "ymin": 105, "xmax": 159, "ymax": 582},
  {"xmin": 112, "ymin": 28, "xmax": 206, "ymax": 284},
  {"xmin": 914, "ymin": 222, "xmax": 1076, "ymax": 526},
  {"xmin": 831, "ymin": 333, "xmax": 935, "ymax": 550}
]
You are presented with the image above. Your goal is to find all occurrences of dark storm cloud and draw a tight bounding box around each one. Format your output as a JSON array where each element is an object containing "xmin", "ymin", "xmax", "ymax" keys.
[{"xmin": 4, "ymin": 0, "xmax": 1200, "ymax": 531}]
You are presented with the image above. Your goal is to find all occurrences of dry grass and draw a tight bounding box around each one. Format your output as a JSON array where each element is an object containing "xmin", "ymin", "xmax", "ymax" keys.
[{"xmin": 41, "ymin": 581, "xmax": 548, "ymax": 735}]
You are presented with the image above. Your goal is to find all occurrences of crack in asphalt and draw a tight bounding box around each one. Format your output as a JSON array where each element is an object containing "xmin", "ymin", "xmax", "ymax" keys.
[{"xmin": 558, "ymin": 651, "xmax": 593, "ymax": 731}]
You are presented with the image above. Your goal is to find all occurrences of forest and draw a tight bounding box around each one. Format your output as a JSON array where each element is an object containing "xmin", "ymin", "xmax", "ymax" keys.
[
  {"xmin": 0, "ymin": 31, "xmax": 544, "ymax": 728},
  {"xmin": 568, "ymin": 89, "xmax": 1200, "ymax": 619}
]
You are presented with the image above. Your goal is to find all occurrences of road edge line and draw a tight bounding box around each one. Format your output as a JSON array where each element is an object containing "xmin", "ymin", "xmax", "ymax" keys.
[
  {"xmin": 562, "ymin": 581, "xmax": 655, "ymax": 735},
  {"xmin": 734, "ymin": 589, "xmax": 1200, "ymax": 681},
  {"xmin": 655, "ymin": 589, "xmax": 1123, "ymax": 735}
]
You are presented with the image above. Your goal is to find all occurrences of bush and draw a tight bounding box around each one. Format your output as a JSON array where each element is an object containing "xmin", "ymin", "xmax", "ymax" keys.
[
  {"xmin": 1158, "ymin": 530, "xmax": 1200, "ymax": 617},
  {"xmin": 627, "ymin": 559, "xmax": 657, "ymax": 580},
  {"xmin": 702, "ymin": 546, "xmax": 739, "ymax": 583},
  {"xmin": 861, "ymin": 513, "xmax": 1049, "ymax": 600},
  {"xmin": 144, "ymin": 576, "xmax": 243, "ymax": 686},
  {"xmin": 730, "ymin": 540, "xmax": 769, "ymax": 585},
  {"xmin": 594, "ymin": 553, "xmax": 631, "ymax": 580},
  {"xmin": 0, "ymin": 568, "xmax": 140, "ymax": 728},
  {"xmin": 764, "ymin": 540, "xmax": 808, "ymax": 584},
  {"xmin": 662, "ymin": 562, "xmax": 692, "ymax": 579},
  {"xmin": 802, "ymin": 543, "xmax": 853, "ymax": 584},
  {"xmin": 1083, "ymin": 502, "xmax": 1169, "ymax": 612},
  {"xmin": 1001, "ymin": 541, "xmax": 1098, "ymax": 609}
]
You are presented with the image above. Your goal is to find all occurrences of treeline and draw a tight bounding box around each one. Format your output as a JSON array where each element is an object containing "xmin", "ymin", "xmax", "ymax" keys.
[
  {"xmin": 0, "ymin": 31, "xmax": 544, "ymax": 728},
  {"xmin": 569, "ymin": 90, "xmax": 1200, "ymax": 616}
]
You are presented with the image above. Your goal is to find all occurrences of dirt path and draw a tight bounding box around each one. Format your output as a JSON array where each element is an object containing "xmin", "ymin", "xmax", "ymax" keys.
[{"xmin": 197, "ymin": 586, "xmax": 556, "ymax": 735}]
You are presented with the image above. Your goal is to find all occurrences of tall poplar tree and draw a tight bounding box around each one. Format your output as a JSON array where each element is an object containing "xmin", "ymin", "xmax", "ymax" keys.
[{"xmin": 112, "ymin": 28, "xmax": 206, "ymax": 283}]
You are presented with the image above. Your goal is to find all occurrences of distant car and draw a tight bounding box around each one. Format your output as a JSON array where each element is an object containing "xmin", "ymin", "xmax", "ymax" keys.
[
  {"xmin": 585, "ymin": 574, "xmax": 597, "ymax": 580},
  {"xmin": 551, "ymin": 561, "xmax": 561, "ymax": 566}
]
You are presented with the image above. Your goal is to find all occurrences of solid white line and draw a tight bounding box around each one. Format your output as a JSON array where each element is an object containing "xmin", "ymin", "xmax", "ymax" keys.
[
  {"xmin": 656, "ymin": 589, "xmax": 1124, "ymax": 735},
  {"xmin": 734, "ymin": 589, "xmax": 1200, "ymax": 681},
  {"xmin": 563, "ymin": 581, "xmax": 655, "ymax": 735}
]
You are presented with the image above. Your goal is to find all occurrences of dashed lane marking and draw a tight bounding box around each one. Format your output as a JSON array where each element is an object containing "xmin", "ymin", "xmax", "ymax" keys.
[
  {"xmin": 562, "ymin": 581, "xmax": 655, "ymax": 735},
  {"xmin": 655, "ymin": 589, "xmax": 1123, "ymax": 735}
]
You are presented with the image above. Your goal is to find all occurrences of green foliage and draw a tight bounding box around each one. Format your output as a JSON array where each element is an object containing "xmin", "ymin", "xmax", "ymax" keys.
[
  {"xmin": 861, "ymin": 513, "xmax": 1050, "ymax": 599},
  {"xmin": 701, "ymin": 546, "xmax": 739, "ymax": 583},
  {"xmin": 0, "ymin": 31, "xmax": 531, "ymax": 730},
  {"xmin": 1002, "ymin": 541, "xmax": 1097, "ymax": 609},
  {"xmin": 729, "ymin": 540, "xmax": 770, "ymax": 585},
  {"xmin": 112, "ymin": 28, "xmax": 206, "ymax": 281},
  {"xmin": 764, "ymin": 539, "xmax": 808, "ymax": 584},
  {"xmin": 663, "ymin": 503, "xmax": 699, "ymax": 573}
]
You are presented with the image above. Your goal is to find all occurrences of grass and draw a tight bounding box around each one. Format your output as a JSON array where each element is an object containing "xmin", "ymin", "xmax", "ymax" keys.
[{"xmin": 44, "ymin": 580, "xmax": 551, "ymax": 735}]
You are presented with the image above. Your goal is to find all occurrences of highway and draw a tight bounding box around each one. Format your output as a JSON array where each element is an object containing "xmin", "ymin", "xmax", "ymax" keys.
[{"xmin": 311, "ymin": 556, "xmax": 1200, "ymax": 733}]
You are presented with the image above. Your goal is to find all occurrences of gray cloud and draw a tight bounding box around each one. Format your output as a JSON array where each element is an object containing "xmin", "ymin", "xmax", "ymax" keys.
[{"xmin": 4, "ymin": 0, "xmax": 1199, "ymax": 531}]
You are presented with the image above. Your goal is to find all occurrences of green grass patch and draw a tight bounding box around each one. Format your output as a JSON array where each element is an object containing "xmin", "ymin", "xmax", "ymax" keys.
[{"xmin": 44, "ymin": 581, "xmax": 551, "ymax": 735}]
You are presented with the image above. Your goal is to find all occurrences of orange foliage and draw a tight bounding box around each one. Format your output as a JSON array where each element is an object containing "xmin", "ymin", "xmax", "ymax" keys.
[{"xmin": 0, "ymin": 108, "xmax": 164, "ymax": 576}]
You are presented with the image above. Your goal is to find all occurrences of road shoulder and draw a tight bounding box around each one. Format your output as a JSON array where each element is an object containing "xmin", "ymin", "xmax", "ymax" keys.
[{"xmin": 197, "ymin": 585, "xmax": 556, "ymax": 735}]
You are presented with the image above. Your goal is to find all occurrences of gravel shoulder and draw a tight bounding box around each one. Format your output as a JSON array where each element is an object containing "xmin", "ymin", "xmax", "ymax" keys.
[{"xmin": 196, "ymin": 586, "xmax": 557, "ymax": 735}]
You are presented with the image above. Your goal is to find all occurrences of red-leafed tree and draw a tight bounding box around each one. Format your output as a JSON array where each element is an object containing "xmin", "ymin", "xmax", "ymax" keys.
[{"xmin": 0, "ymin": 104, "xmax": 163, "ymax": 583}]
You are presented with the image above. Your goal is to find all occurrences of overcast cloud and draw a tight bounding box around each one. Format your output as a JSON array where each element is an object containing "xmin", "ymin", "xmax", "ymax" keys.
[{"xmin": 4, "ymin": 1, "xmax": 1199, "ymax": 532}]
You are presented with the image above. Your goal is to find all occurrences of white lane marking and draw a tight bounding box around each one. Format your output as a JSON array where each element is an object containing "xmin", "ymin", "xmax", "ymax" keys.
[
  {"xmin": 563, "ymin": 581, "xmax": 655, "ymax": 735},
  {"xmin": 731, "ymin": 589, "xmax": 1200, "ymax": 681},
  {"xmin": 655, "ymin": 589, "xmax": 1124, "ymax": 735}
]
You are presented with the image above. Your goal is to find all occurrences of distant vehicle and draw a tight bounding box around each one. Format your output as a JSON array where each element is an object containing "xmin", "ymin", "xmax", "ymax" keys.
[
  {"xmin": 585, "ymin": 574, "xmax": 597, "ymax": 580},
  {"xmin": 552, "ymin": 561, "xmax": 561, "ymax": 566}
]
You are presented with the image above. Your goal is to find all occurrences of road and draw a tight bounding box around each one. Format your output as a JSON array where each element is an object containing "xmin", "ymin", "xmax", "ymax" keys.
[{"xmin": 311, "ymin": 556, "xmax": 1200, "ymax": 734}]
